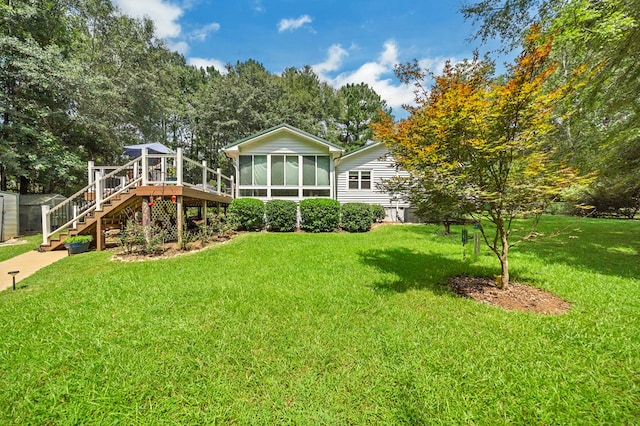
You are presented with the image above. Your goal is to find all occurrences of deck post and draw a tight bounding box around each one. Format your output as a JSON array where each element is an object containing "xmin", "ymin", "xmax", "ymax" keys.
[
  {"xmin": 142, "ymin": 148, "xmax": 149, "ymax": 186},
  {"xmin": 72, "ymin": 205, "xmax": 78, "ymax": 229},
  {"xmin": 203, "ymin": 200, "xmax": 208, "ymax": 227},
  {"xmin": 176, "ymin": 148, "xmax": 183, "ymax": 186},
  {"xmin": 176, "ymin": 195, "xmax": 184, "ymax": 246},
  {"xmin": 96, "ymin": 216, "xmax": 103, "ymax": 251},
  {"xmin": 133, "ymin": 161, "xmax": 139, "ymax": 182},
  {"xmin": 230, "ymin": 176, "xmax": 235, "ymax": 198},
  {"xmin": 88, "ymin": 161, "xmax": 94, "ymax": 185},
  {"xmin": 41, "ymin": 205, "xmax": 50, "ymax": 245},
  {"xmin": 216, "ymin": 168, "xmax": 221, "ymax": 194},
  {"xmin": 202, "ymin": 160, "xmax": 207, "ymax": 189},
  {"xmin": 95, "ymin": 169, "xmax": 103, "ymax": 211}
]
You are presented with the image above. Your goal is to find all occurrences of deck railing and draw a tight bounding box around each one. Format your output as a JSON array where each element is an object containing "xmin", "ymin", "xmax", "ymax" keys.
[{"xmin": 42, "ymin": 148, "xmax": 234, "ymax": 245}]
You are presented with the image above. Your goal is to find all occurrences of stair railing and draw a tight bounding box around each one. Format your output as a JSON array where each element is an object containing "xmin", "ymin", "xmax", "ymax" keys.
[
  {"xmin": 42, "ymin": 150, "xmax": 235, "ymax": 246},
  {"xmin": 182, "ymin": 156, "xmax": 235, "ymax": 197},
  {"xmin": 42, "ymin": 157, "xmax": 142, "ymax": 245}
]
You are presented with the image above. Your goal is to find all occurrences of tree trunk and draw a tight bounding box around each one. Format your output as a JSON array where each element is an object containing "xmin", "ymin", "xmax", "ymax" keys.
[
  {"xmin": 498, "ymin": 229, "xmax": 509, "ymax": 289},
  {"xmin": 0, "ymin": 164, "xmax": 6, "ymax": 191},
  {"xmin": 142, "ymin": 196, "xmax": 152, "ymax": 245},
  {"xmin": 19, "ymin": 175, "xmax": 29, "ymax": 194},
  {"xmin": 443, "ymin": 221, "xmax": 451, "ymax": 235}
]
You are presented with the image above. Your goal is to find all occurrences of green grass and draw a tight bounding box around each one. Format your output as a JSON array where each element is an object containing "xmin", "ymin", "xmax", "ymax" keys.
[
  {"xmin": 0, "ymin": 217, "xmax": 639, "ymax": 424},
  {"xmin": 0, "ymin": 234, "xmax": 42, "ymax": 262}
]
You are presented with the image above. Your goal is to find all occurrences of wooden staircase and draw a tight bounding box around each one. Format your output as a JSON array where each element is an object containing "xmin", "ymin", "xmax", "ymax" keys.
[
  {"xmin": 40, "ymin": 149, "xmax": 235, "ymax": 252},
  {"xmin": 40, "ymin": 189, "xmax": 139, "ymax": 251}
]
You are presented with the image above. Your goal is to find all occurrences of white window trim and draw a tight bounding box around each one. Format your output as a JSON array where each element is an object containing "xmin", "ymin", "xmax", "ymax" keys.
[
  {"xmin": 238, "ymin": 154, "xmax": 333, "ymax": 199},
  {"xmin": 348, "ymin": 170, "xmax": 373, "ymax": 190}
]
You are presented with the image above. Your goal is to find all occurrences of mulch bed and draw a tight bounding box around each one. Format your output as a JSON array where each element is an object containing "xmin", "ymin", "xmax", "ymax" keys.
[{"xmin": 449, "ymin": 276, "xmax": 571, "ymax": 315}]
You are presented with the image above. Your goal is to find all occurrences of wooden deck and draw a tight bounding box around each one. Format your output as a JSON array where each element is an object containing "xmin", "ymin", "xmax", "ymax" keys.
[
  {"xmin": 133, "ymin": 185, "xmax": 233, "ymax": 205},
  {"xmin": 40, "ymin": 149, "xmax": 235, "ymax": 252}
]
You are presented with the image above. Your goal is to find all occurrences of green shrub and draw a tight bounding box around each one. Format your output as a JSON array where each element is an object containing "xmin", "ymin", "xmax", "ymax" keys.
[
  {"xmin": 228, "ymin": 198, "xmax": 265, "ymax": 231},
  {"xmin": 369, "ymin": 204, "xmax": 386, "ymax": 223},
  {"xmin": 119, "ymin": 220, "xmax": 166, "ymax": 254},
  {"xmin": 265, "ymin": 200, "xmax": 298, "ymax": 232},
  {"xmin": 64, "ymin": 234, "xmax": 94, "ymax": 244},
  {"xmin": 341, "ymin": 203, "xmax": 373, "ymax": 232},
  {"xmin": 300, "ymin": 198, "xmax": 340, "ymax": 232}
]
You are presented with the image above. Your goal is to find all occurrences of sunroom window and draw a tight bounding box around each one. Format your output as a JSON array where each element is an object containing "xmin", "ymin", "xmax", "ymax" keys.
[
  {"xmin": 239, "ymin": 155, "xmax": 267, "ymax": 185},
  {"xmin": 271, "ymin": 155, "xmax": 299, "ymax": 186},
  {"xmin": 303, "ymin": 155, "xmax": 330, "ymax": 186}
]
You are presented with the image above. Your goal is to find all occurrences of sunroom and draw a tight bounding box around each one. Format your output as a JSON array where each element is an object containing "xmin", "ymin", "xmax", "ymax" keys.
[{"xmin": 223, "ymin": 124, "xmax": 344, "ymax": 201}]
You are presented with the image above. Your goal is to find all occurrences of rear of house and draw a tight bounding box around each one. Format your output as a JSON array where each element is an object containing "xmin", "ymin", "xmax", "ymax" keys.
[
  {"xmin": 335, "ymin": 142, "xmax": 411, "ymax": 222},
  {"xmin": 223, "ymin": 124, "xmax": 414, "ymax": 221}
]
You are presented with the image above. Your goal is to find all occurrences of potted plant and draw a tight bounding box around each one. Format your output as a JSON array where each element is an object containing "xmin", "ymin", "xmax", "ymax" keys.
[
  {"xmin": 167, "ymin": 167, "xmax": 177, "ymax": 182},
  {"xmin": 64, "ymin": 235, "xmax": 94, "ymax": 254}
]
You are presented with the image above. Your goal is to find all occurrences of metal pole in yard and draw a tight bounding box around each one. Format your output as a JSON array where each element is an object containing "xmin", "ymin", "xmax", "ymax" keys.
[{"xmin": 8, "ymin": 270, "xmax": 19, "ymax": 291}]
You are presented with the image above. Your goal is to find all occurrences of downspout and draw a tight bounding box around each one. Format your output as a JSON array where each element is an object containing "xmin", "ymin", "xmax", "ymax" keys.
[{"xmin": 333, "ymin": 153, "xmax": 343, "ymax": 201}]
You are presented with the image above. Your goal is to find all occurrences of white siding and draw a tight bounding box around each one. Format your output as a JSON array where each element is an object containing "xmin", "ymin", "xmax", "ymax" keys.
[
  {"xmin": 335, "ymin": 144, "xmax": 411, "ymax": 221},
  {"xmin": 238, "ymin": 133, "xmax": 333, "ymax": 156}
]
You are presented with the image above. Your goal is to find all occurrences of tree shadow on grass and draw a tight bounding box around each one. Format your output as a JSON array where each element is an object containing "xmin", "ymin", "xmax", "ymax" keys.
[
  {"xmin": 515, "ymin": 224, "xmax": 640, "ymax": 280},
  {"xmin": 359, "ymin": 247, "xmax": 494, "ymax": 295},
  {"xmin": 383, "ymin": 221, "xmax": 640, "ymax": 281}
]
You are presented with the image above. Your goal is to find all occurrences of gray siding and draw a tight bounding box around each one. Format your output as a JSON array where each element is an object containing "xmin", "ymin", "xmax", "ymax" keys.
[{"xmin": 336, "ymin": 144, "xmax": 410, "ymax": 220}]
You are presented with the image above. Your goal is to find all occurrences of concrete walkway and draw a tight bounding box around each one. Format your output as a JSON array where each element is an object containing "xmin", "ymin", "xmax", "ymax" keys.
[{"xmin": 0, "ymin": 250, "xmax": 68, "ymax": 292}]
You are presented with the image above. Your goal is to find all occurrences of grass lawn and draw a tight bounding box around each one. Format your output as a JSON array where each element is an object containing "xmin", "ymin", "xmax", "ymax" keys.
[
  {"xmin": 0, "ymin": 216, "xmax": 639, "ymax": 424},
  {"xmin": 0, "ymin": 234, "xmax": 42, "ymax": 262}
]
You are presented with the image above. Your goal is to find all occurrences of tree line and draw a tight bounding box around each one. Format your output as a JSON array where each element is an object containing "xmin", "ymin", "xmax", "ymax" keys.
[
  {"xmin": 0, "ymin": 0, "xmax": 391, "ymax": 195},
  {"xmin": 372, "ymin": 0, "xmax": 639, "ymax": 288},
  {"xmin": 461, "ymin": 0, "xmax": 640, "ymax": 219}
]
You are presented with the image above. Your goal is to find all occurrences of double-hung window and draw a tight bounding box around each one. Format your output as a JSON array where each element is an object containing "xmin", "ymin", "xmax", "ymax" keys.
[{"xmin": 348, "ymin": 170, "xmax": 371, "ymax": 190}]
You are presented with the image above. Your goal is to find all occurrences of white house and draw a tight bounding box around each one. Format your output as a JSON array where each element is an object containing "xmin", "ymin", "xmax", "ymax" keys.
[
  {"xmin": 223, "ymin": 124, "xmax": 412, "ymax": 221},
  {"xmin": 335, "ymin": 141, "xmax": 411, "ymax": 222}
]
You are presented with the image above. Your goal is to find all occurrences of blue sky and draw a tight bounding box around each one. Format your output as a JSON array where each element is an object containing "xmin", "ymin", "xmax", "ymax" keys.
[{"xmin": 113, "ymin": 0, "xmax": 494, "ymax": 114}]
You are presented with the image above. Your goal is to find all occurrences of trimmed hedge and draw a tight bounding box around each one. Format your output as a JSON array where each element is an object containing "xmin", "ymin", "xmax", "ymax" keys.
[
  {"xmin": 265, "ymin": 200, "xmax": 298, "ymax": 232},
  {"xmin": 341, "ymin": 203, "xmax": 373, "ymax": 232},
  {"xmin": 228, "ymin": 198, "xmax": 265, "ymax": 231},
  {"xmin": 300, "ymin": 198, "xmax": 340, "ymax": 232},
  {"xmin": 370, "ymin": 204, "xmax": 386, "ymax": 223}
]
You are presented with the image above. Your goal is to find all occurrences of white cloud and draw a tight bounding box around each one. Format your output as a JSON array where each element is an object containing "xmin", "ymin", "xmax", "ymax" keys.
[
  {"xmin": 253, "ymin": 0, "xmax": 264, "ymax": 12},
  {"xmin": 379, "ymin": 40, "xmax": 399, "ymax": 67},
  {"xmin": 190, "ymin": 22, "xmax": 221, "ymax": 41},
  {"xmin": 418, "ymin": 57, "xmax": 453, "ymax": 76},
  {"xmin": 112, "ymin": 0, "xmax": 183, "ymax": 39},
  {"xmin": 188, "ymin": 57, "xmax": 227, "ymax": 74},
  {"xmin": 278, "ymin": 15, "xmax": 313, "ymax": 33},
  {"xmin": 313, "ymin": 40, "xmax": 457, "ymax": 112},
  {"xmin": 312, "ymin": 44, "xmax": 348, "ymax": 74},
  {"xmin": 169, "ymin": 41, "xmax": 190, "ymax": 55}
]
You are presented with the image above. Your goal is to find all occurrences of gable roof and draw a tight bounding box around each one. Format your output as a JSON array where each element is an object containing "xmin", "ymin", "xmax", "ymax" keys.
[
  {"xmin": 223, "ymin": 124, "xmax": 344, "ymax": 154},
  {"xmin": 336, "ymin": 141, "xmax": 386, "ymax": 163}
]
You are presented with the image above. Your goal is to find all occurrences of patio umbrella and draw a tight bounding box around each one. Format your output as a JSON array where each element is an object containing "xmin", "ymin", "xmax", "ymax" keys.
[{"xmin": 124, "ymin": 142, "xmax": 175, "ymax": 158}]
